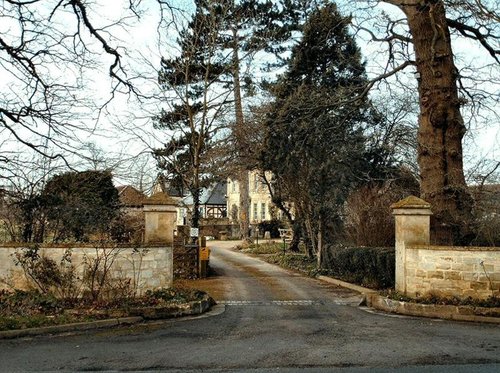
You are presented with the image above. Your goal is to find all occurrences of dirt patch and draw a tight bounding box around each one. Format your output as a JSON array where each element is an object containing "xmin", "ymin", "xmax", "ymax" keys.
[{"xmin": 175, "ymin": 269, "xmax": 229, "ymax": 301}]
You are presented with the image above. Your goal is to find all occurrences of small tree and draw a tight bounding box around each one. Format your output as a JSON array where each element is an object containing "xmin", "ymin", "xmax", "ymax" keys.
[{"xmin": 42, "ymin": 170, "xmax": 120, "ymax": 242}]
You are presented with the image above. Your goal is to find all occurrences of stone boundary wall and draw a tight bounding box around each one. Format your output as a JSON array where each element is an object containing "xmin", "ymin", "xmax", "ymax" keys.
[
  {"xmin": 404, "ymin": 244, "xmax": 499, "ymax": 299},
  {"xmin": 0, "ymin": 245, "xmax": 173, "ymax": 294},
  {"xmin": 392, "ymin": 196, "xmax": 499, "ymax": 300}
]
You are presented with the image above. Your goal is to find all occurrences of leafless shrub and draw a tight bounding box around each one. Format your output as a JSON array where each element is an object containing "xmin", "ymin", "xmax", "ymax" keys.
[
  {"xmin": 471, "ymin": 185, "xmax": 500, "ymax": 246},
  {"xmin": 82, "ymin": 243, "xmax": 125, "ymax": 302},
  {"xmin": 344, "ymin": 171, "xmax": 419, "ymax": 247},
  {"xmin": 13, "ymin": 246, "xmax": 81, "ymax": 300}
]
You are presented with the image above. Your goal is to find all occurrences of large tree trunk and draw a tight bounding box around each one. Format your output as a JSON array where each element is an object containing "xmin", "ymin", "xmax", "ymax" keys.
[
  {"xmin": 191, "ymin": 185, "xmax": 200, "ymax": 229},
  {"xmin": 238, "ymin": 170, "xmax": 250, "ymax": 239},
  {"xmin": 232, "ymin": 27, "xmax": 250, "ymax": 240},
  {"xmin": 398, "ymin": 0, "xmax": 474, "ymax": 244},
  {"xmin": 191, "ymin": 140, "xmax": 201, "ymax": 230}
]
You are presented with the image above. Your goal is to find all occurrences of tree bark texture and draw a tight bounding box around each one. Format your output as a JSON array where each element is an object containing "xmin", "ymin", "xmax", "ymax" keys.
[{"xmin": 397, "ymin": 0, "xmax": 474, "ymax": 244}]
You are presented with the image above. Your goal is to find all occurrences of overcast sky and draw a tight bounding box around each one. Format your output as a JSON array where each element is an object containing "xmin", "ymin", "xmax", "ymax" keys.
[
  {"xmin": 107, "ymin": 0, "xmax": 499, "ymax": 180},
  {"xmin": 1, "ymin": 0, "xmax": 498, "ymax": 187}
]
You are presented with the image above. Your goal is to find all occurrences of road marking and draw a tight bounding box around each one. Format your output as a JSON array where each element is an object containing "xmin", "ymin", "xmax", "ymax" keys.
[{"xmin": 218, "ymin": 300, "xmax": 323, "ymax": 306}]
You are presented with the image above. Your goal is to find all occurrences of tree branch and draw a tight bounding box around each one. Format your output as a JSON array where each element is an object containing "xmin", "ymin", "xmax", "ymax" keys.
[{"xmin": 446, "ymin": 17, "xmax": 500, "ymax": 64}]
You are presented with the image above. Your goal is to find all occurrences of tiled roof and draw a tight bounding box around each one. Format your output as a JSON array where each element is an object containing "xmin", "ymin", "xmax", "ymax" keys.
[
  {"xmin": 182, "ymin": 182, "xmax": 227, "ymax": 206},
  {"xmin": 205, "ymin": 182, "xmax": 227, "ymax": 205},
  {"xmin": 144, "ymin": 192, "xmax": 177, "ymax": 205},
  {"xmin": 117, "ymin": 185, "xmax": 146, "ymax": 207}
]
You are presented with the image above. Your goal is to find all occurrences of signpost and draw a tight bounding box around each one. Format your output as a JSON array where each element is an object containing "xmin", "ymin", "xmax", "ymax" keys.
[
  {"xmin": 278, "ymin": 228, "xmax": 293, "ymax": 256},
  {"xmin": 190, "ymin": 227, "xmax": 199, "ymax": 238}
]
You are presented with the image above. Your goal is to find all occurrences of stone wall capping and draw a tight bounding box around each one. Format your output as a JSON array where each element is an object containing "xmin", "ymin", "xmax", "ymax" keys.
[
  {"xmin": 143, "ymin": 192, "xmax": 177, "ymax": 206},
  {"xmin": 408, "ymin": 244, "xmax": 500, "ymax": 252},
  {"xmin": 391, "ymin": 195, "xmax": 432, "ymax": 211}
]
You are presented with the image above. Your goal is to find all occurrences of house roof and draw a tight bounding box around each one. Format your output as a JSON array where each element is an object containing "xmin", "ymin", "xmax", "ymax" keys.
[
  {"xmin": 144, "ymin": 192, "xmax": 177, "ymax": 206},
  {"xmin": 117, "ymin": 185, "xmax": 146, "ymax": 207},
  {"xmin": 152, "ymin": 174, "xmax": 185, "ymax": 197},
  {"xmin": 183, "ymin": 182, "xmax": 227, "ymax": 206}
]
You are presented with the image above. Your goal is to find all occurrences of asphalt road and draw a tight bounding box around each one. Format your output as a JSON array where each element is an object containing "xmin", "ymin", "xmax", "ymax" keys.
[{"xmin": 1, "ymin": 241, "xmax": 499, "ymax": 372}]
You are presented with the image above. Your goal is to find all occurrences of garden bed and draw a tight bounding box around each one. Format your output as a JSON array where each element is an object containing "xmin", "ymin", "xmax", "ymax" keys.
[
  {"xmin": 367, "ymin": 293, "xmax": 500, "ymax": 322},
  {"xmin": 0, "ymin": 287, "xmax": 214, "ymax": 332}
]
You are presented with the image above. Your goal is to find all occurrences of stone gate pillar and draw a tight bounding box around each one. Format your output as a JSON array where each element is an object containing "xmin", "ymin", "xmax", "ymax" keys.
[
  {"xmin": 143, "ymin": 192, "xmax": 177, "ymax": 244},
  {"xmin": 391, "ymin": 196, "xmax": 432, "ymax": 294}
]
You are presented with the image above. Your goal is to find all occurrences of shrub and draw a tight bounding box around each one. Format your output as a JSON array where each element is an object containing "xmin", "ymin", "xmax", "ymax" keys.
[
  {"xmin": 13, "ymin": 246, "xmax": 79, "ymax": 299},
  {"xmin": 110, "ymin": 213, "xmax": 144, "ymax": 244},
  {"xmin": 344, "ymin": 170, "xmax": 419, "ymax": 247},
  {"xmin": 470, "ymin": 185, "xmax": 500, "ymax": 246},
  {"xmin": 325, "ymin": 246, "xmax": 395, "ymax": 289},
  {"xmin": 0, "ymin": 289, "xmax": 62, "ymax": 317},
  {"xmin": 258, "ymin": 219, "xmax": 285, "ymax": 238}
]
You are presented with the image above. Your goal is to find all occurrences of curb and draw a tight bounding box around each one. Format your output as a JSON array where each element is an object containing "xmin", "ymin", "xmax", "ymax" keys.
[
  {"xmin": 317, "ymin": 275, "xmax": 378, "ymax": 296},
  {"xmin": 365, "ymin": 293, "xmax": 500, "ymax": 324},
  {"xmin": 129, "ymin": 296, "xmax": 215, "ymax": 320},
  {"xmin": 0, "ymin": 296, "xmax": 215, "ymax": 339},
  {"xmin": 0, "ymin": 316, "xmax": 142, "ymax": 340},
  {"xmin": 317, "ymin": 275, "xmax": 500, "ymax": 324}
]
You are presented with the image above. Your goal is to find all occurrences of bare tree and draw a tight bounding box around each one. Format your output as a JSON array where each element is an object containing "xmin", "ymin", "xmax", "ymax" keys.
[
  {"xmin": 0, "ymin": 152, "xmax": 67, "ymax": 242},
  {"xmin": 0, "ymin": 0, "xmax": 184, "ymax": 169},
  {"xmin": 350, "ymin": 0, "xmax": 500, "ymax": 243}
]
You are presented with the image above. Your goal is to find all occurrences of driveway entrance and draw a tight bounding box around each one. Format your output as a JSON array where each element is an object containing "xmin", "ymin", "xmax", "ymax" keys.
[{"xmin": 1, "ymin": 240, "xmax": 499, "ymax": 372}]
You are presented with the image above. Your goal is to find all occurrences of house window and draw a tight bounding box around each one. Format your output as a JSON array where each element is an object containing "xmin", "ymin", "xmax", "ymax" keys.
[
  {"xmin": 253, "ymin": 174, "xmax": 259, "ymax": 191},
  {"xmin": 232, "ymin": 180, "xmax": 236, "ymax": 192},
  {"xmin": 261, "ymin": 203, "xmax": 266, "ymax": 221},
  {"xmin": 253, "ymin": 203, "xmax": 258, "ymax": 221}
]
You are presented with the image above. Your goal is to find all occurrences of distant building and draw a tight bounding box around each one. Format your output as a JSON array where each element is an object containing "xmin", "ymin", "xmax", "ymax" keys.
[
  {"xmin": 226, "ymin": 170, "xmax": 277, "ymax": 224},
  {"xmin": 179, "ymin": 182, "xmax": 227, "ymax": 225},
  {"xmin": 151, "ymin": 174, "xmax": 184, "ymax": 198},
  {"xmin": 116, "ymin": 185, "xmax": 146, "ymax": 213}
]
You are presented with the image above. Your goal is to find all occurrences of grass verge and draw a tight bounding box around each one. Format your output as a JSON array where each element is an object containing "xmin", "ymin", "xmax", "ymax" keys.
[{"xmin": 237, "ymin": 242, "xmax": 318, "ymax": 275}]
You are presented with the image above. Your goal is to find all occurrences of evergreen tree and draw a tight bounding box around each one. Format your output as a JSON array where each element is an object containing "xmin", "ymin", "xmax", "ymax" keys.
[
  {"xmin": 262, "ymin": 3, "xmax": 381, "ymax": 267},
  {"xmin": 154, "ymin": 0, "xmax": 231, "ymax": 229},
  {"xmin": 217, "ymin": 0, "xmax": 314, "ymax": 239},
  {"xmin": 155, "ymin": 0, "xmax": 313, "ymax": 233},
  {"xmin": 42, "ymin": 170, "xmax": 119, "ymax": 242}
]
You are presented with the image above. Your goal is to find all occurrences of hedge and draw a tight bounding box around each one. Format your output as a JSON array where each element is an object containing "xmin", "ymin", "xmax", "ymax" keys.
[{"xmin": 326, "ymin": 246, "xmax": 395, "ymax": 289}]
